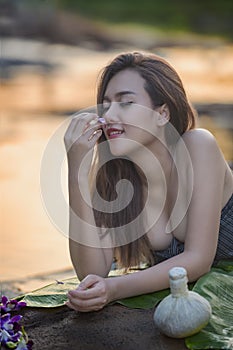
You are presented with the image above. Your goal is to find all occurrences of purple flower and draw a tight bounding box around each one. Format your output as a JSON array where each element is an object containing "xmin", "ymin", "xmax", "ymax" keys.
[
  {"xmin": 1, "ymin": 296, "xmax": 27, "ymax": 313},
  {"xmin": 0, "ymin": 295, "xmax": 33, "ymax": 349},
  {"xmin": 1, "ymin": 313, "xmax": 22, "ymax": 345},
  {"xmin": 1, "ymin": 329, "xmax": 13, "ymax": 346},
  {"xmin": 1, "ymin": 313, "xmax": 22, "ymax": 331},
  {"xmin": 15, "ymin": 336, "xmax": 33, "ymax": 350}
]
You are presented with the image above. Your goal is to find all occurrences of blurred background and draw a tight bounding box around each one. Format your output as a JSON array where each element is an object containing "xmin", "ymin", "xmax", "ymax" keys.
[{"xmin": 1, "ymin": 0, "xmax": 233, "ymax": 287}]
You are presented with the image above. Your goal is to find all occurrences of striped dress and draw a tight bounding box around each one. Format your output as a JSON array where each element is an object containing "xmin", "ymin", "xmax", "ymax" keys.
[{"xmin": 154, "ymin": 193, "xmax": 233, "ymax": 266}]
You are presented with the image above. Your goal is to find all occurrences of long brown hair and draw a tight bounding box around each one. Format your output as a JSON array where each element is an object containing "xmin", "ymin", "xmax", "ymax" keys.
[{"xmin": 92, "ymin": 52, "xmax": 196, "ymax": 268}]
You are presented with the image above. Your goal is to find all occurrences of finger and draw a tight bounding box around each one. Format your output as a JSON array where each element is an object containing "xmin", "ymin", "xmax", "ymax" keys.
[
  {"xmin": 68, "ymin": 123, "xmax": 101, "ymax": 149},
  {"xmin": 67, "ymin": 295, "xmax": 105, "ymax": 312},
  {"xmin": 68, "ymin": 287, "xmax": 96, "ymax": 301},
  {"xmin": 74, "ymin": 126, "xmax": 102, "ymax": 144},
  {"xmin": 82, "ymin": 117, "xmax": 101, "ymax": 133},
  {"xmin": 83, "ymin": 117, "xmax": 105, "ymax": 134},
  {"xmin": 89, "ymin": 119, "xmax": 99, "ymax": 126},
  {"xmin": 89, "ymin": 117, "xmax": 106, "ymax": 126},
  {"xmin": 66, "ymin": 301, "xmax": 75, "ymax": 310},
  {"xmin": 67, "ymin": 275, "xmax": 101, "ymax": 300},
  {"xmin": 68, "ymin": 113, "xmax": 98, "ymax": 137},
  {"xmin": 72, "ymin": 114, "xmax": 99, "ymax": 136},
  {"xmin": 87, "ymin": 128, "xmax": 103, "ymax": 142},
  {"xmin": 78, "ymin": 274, "xmax": 101, "ymax": 289},
  {"xmin": 68, "ymin": 284, "xmax": 98, "ymax": 300}
]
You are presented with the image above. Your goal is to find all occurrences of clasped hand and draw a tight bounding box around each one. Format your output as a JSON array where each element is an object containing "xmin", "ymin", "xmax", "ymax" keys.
[{"xmin": 66, "ymin": 274, "xmax": 112, "ymax": 312}]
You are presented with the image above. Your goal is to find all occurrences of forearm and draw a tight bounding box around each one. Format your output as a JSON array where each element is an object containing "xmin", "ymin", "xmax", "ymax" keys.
[
  {"xmin": 107, "ymin": 251, "xmax": 211, "ymax": 301},
  {"xmin": 68, "ymin": 172, "xmax": 112, "ymax": 279}
]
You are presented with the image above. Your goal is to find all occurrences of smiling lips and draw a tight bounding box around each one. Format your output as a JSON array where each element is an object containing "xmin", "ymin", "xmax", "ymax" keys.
[{"xmin": 106, "ymin": 127, "xmax": 124, "ymax": 139}]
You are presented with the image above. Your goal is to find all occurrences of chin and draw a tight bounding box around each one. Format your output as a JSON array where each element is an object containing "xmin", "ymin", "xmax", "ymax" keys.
[
  {"xmin": 108, "ymin": 137, "xmax": 142, "ymax": 158},
  {"xmin": 109, "ymin": 145, "xmax": 127, "ymax": 157}
]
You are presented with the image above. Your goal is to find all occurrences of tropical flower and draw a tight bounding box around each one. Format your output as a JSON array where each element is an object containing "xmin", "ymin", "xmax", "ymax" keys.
[
  {"xmin": 0, "ymin": 296, "xmax": 33, "ymax": 349},
  {"xmin": 1, "ymin": 296, "xmax": 26, "ymax": 313}
]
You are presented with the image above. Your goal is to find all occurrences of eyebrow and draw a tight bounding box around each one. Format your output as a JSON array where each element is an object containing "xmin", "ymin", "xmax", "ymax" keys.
[{"xmin": 103, "ymin": 90, "xmax": 136, "ymax": 101}]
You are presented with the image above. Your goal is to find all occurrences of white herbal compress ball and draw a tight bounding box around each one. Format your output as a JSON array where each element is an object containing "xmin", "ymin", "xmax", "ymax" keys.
[{"xmin": 153, "ymin": 267, "xmax": 212, "ymax": 338}]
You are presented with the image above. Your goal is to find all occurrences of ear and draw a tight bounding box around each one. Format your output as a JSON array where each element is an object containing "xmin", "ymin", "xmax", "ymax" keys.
[{"xmin": 157, "ymin": 104, "xmax": 170, "ymax": 126}]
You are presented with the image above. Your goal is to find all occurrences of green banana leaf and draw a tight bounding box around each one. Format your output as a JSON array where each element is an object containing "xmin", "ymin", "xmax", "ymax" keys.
[
  {"xmin": 17, "ymin": 278, "xmax": 79, "ymax": 307},
  {"xmin": 115, "ymin": 288, "xmax": 170, "ymax": 309},
  {"xmin": 116, "ymin": 282, "xmax": 195, "ymax": 308},
  {"xmin": 215, "ymin": 259, "xmax": 233, "ymax": 273},
  {"xmin": 185, "ymin": 269, "xmax": 233, "ymax": 350}
]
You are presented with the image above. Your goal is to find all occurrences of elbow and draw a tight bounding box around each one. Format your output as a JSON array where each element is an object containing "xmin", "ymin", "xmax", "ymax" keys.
[
  {"xmin": 188, "ymin": 264, "xmax": 211, "ymax": 283},
  {"xmin": 190, "ymin": 262, "xmax": 212, "ymax": 282},
  {"xmin": 183, "ymin": 252, "xmax": 212, "ymax": 282}
]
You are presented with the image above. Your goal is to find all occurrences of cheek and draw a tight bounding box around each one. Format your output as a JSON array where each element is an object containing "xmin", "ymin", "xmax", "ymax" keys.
[
  {"xmin": 136, "ymin": 131, "xmax": 155, "ymax": 147},
  {"xmin": 124, "ymin": 108, "xmax": 156, "ymax": 129},
  {"xmin": 126, "ymin": 125, "xmax": 156, "ymax": 143}
]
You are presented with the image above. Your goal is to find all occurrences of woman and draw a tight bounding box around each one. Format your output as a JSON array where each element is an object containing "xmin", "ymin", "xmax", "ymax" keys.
[{"xmin": 64, "ymin": 51, "xmax": 233, "ymax": 312}]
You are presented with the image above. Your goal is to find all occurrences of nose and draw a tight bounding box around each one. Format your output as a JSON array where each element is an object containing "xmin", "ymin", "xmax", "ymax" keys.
[{"xmin": 103, "ymin": 102, "xmax": 120, "ymax": 124}]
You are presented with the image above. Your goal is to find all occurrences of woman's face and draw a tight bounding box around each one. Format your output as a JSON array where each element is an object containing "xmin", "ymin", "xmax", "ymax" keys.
[{"xmin": 101, "ymin": 69, "xmax": 161, "ymax": 156}]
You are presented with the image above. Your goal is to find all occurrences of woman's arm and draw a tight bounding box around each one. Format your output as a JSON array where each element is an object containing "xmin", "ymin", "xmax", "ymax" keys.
[
  {"xmin": 64, "ymin": 113, "xmax": 113, "ymax": 280},
  {"xmin": 68, "ymin": 175, "xmax": 113, "ymax": 279}
]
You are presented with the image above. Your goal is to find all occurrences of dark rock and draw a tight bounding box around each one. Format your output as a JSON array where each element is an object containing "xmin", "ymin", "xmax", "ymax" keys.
[{"xmin": 21, "ymin": 304, "xmax": 188, "ymax": 350}]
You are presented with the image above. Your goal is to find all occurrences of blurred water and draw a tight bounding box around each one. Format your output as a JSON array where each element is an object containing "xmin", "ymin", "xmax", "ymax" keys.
[{"xmin": 0, "ymin": 115, "xmax": 72, "ymax": 281}]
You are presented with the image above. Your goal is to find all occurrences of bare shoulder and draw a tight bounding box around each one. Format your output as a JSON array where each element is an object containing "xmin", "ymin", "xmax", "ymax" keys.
[
  {"xmin": 182, "ymin": 128, "xmax": 217, "ymax": 146},
  {"xmin": 178, "ymin": 128, "xmax": 229, "ymax": 188},
  {"xmin": 181, "ymin": 128, "xmax": 222, "ymax": 158}
]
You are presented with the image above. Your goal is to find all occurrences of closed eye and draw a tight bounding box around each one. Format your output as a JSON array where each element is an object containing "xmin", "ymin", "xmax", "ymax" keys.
[
  {"xmin": 119, "ymin": 101, "xmax": 134, "ymax": 107},
  {"xmin": 102, "ymin": 101, "xmax": 133, "ymax": 113}
]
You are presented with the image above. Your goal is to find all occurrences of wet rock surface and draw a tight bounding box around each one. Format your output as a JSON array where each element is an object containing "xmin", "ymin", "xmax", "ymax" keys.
[{"xmin": 21, "ymin": 304, "xmax": 188, "ymax": 350}]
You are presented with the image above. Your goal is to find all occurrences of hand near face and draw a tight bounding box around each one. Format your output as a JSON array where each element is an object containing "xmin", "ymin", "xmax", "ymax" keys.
[
  {"xmin": 64, "ymin": 113, "xmax": 103, "ymax": 177},
  {"xmin": 66, "ymin": 274, "xmax": 111, "ymax": 312}
]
